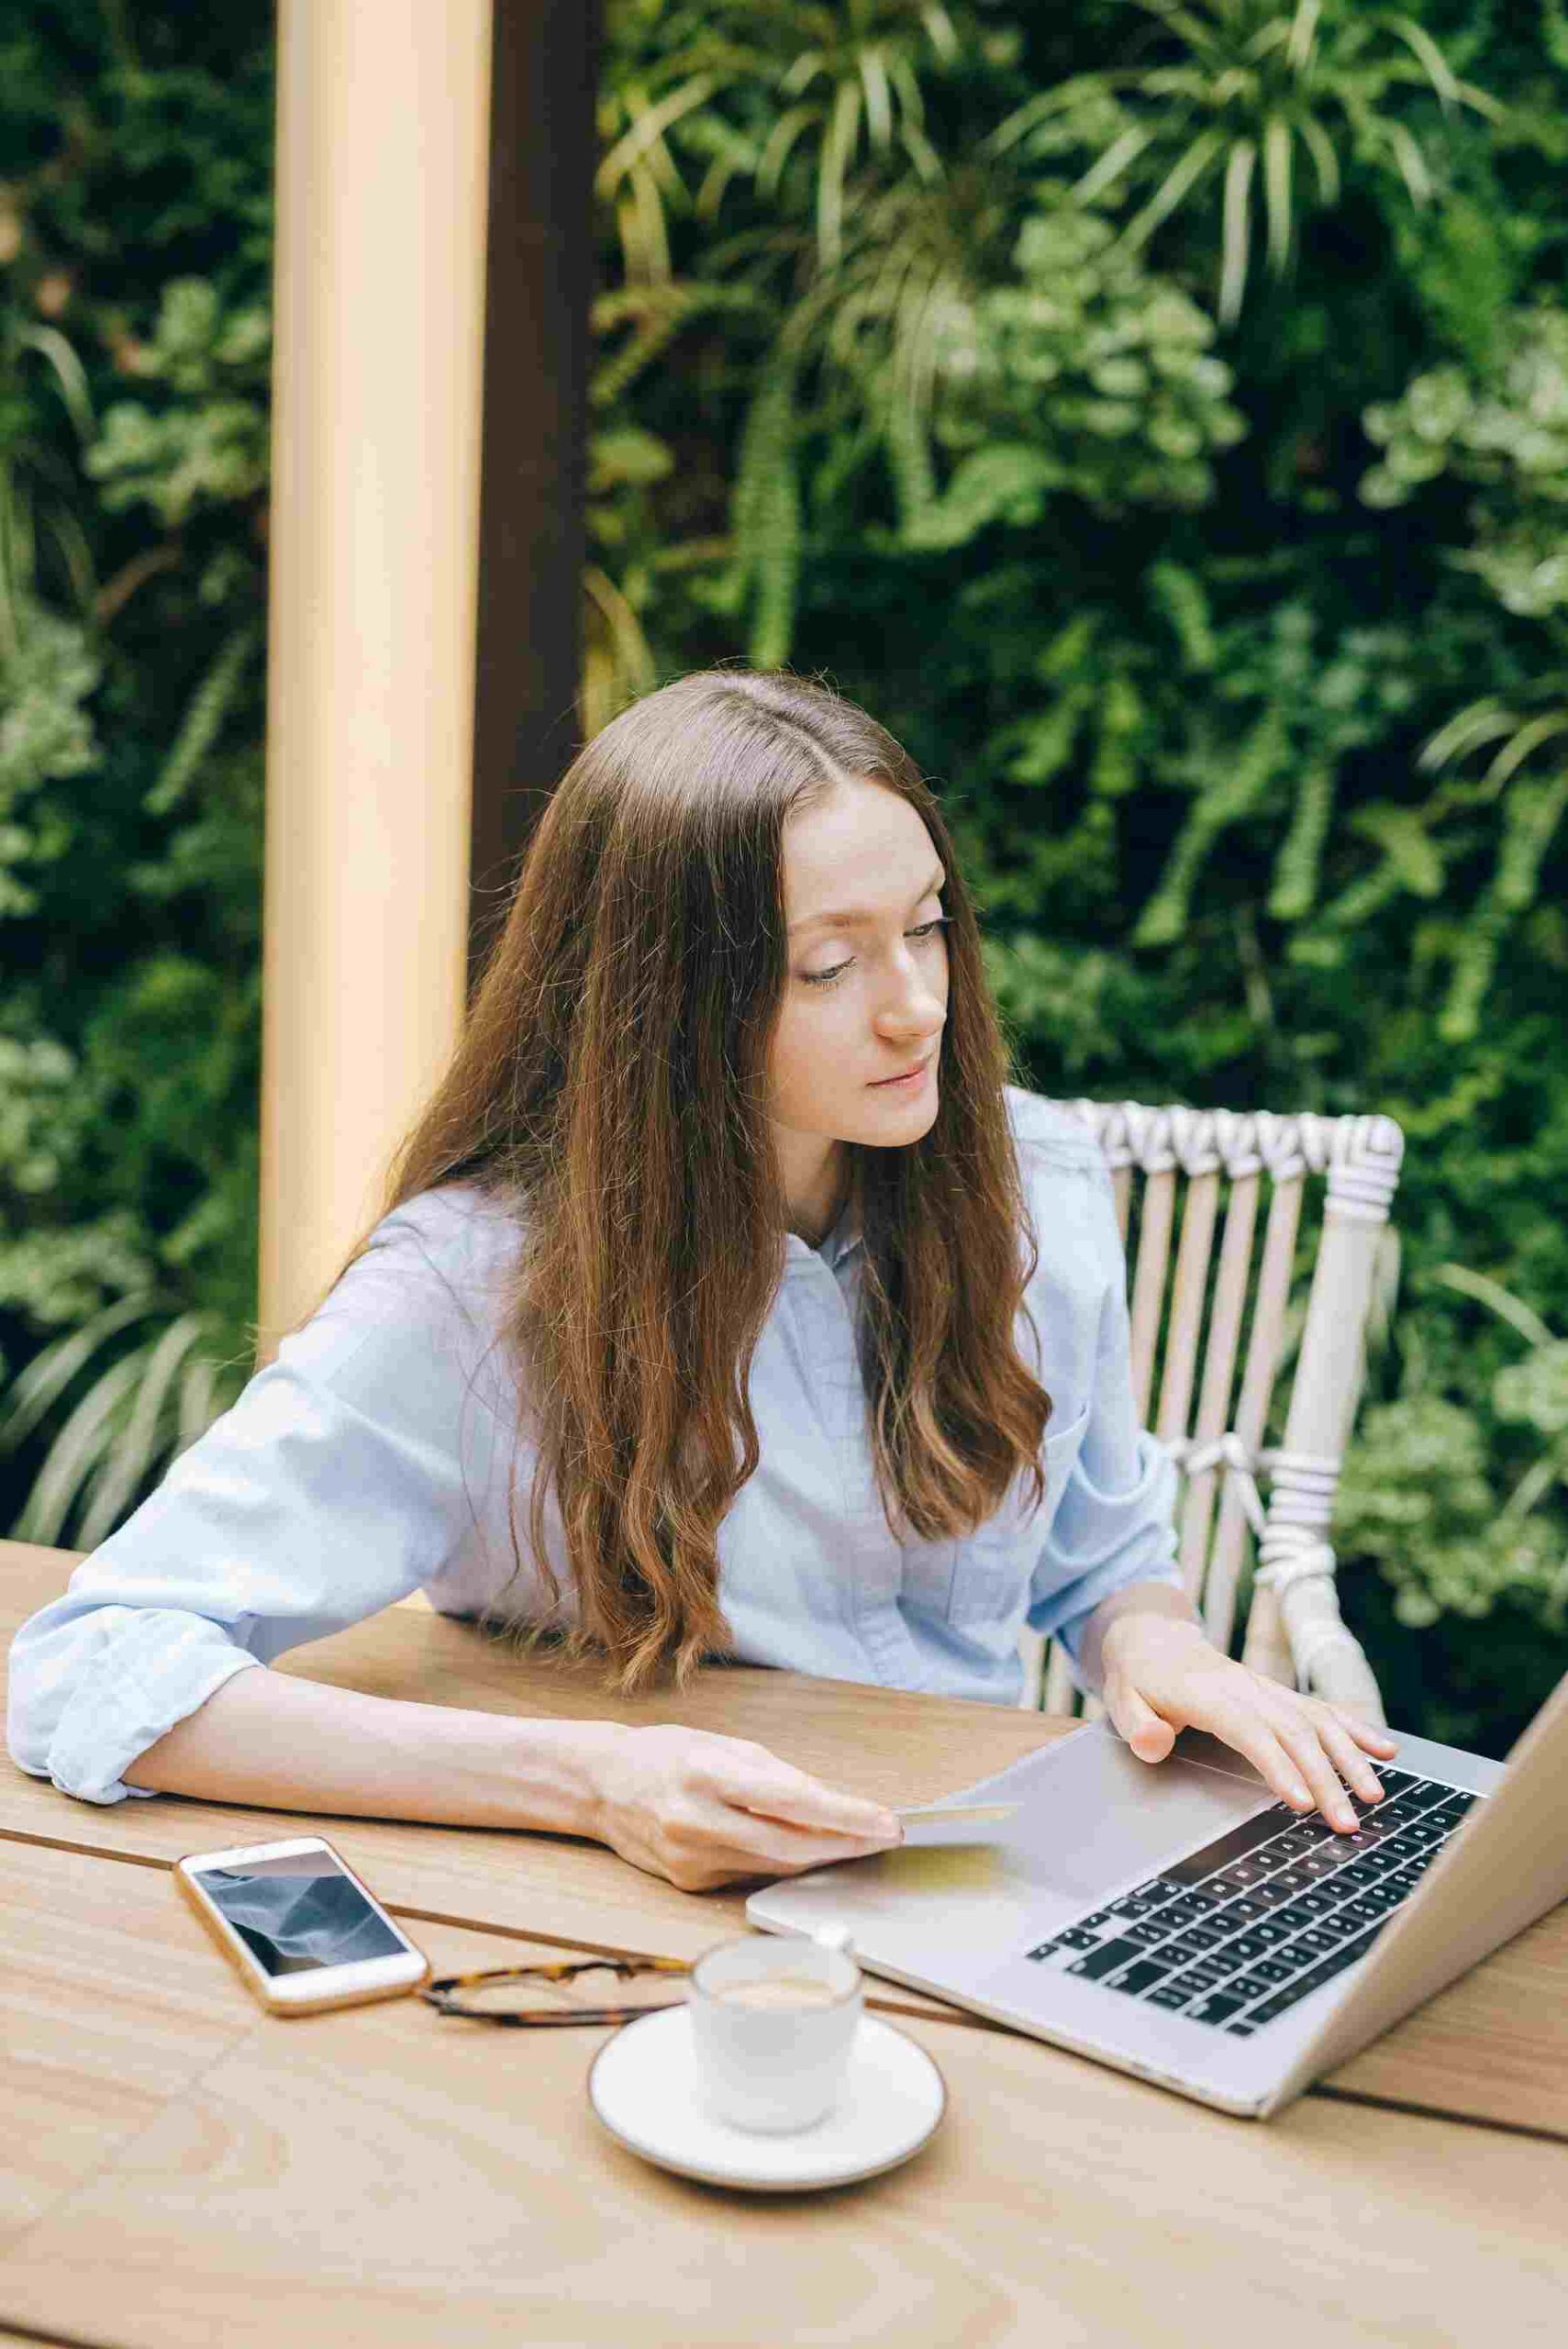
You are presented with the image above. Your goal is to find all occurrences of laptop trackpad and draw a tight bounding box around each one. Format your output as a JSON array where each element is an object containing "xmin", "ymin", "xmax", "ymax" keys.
[{"xmin": 988, "ymin": 1722, "xmax": 1276, "ymax": 1904}]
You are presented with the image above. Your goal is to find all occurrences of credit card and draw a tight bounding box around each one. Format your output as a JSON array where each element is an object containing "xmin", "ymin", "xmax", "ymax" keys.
[
  {"xmin": 894, "ymin": 1803, "xmax": 1018, "ymax": 1822},
  {"xmin": 894, "ymin": 1801, "xmax": 1018, "ymax": 1847}
]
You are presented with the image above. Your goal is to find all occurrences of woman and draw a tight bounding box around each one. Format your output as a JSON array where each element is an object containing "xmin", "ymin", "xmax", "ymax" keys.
[{"xmin": 7, "ymin": 668, "xmax": 1395, "ymax": 1890}]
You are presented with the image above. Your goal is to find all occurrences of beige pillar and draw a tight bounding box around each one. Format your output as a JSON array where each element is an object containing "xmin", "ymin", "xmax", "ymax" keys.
[{"xmin": 258, "ymin": 0, "xmax": 494, "ymax": 1353}]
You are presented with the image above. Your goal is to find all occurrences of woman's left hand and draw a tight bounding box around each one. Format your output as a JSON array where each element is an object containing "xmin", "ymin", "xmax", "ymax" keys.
[{"xmin": 1096, "ymin": 1607, "xmax": 1399, "ymax": 1832}]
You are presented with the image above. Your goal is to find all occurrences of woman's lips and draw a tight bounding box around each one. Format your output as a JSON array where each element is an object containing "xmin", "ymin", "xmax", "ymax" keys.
[{"xmin": 870, "ymin": 1056, "xmax": 934, "ymax": 1088}]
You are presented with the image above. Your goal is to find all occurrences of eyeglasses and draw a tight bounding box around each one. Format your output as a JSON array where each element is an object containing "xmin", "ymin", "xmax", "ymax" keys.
[
  {"xmin": 420, "ymin": 1952, "xmax": 919, "ymax": 2030},
  {"xmin": 420, "ymin": 1955, "xmax": 692, "ymax": 2028}
]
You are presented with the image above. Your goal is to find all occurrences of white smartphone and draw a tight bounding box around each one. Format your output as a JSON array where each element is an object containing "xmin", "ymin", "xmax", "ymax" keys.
[{"xmin": 173, "ymin": 1834, "xmax": 430, "ymax": 2016}]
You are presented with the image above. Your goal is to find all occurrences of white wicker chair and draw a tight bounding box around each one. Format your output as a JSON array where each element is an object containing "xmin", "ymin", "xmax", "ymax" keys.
[{"xmin": 1019, "ymin": 1099, "xmax": 1404, "ymax": 1724}]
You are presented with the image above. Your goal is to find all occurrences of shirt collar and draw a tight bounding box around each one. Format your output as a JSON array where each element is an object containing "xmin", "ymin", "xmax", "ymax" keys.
[
  {"xmin": 781, "ymin": 1186, "xmax": 864, "ymax": 1271},
  {"xmin": 818, "ymin": 1185, "xmax": 863, "ymax": 1269}
]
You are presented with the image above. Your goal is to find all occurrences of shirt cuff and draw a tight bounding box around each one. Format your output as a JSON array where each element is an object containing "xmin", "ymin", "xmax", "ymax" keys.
[
  {"xmin": 43, "ymin": 1609, "xmax": 264, "ymax": 1805},
  {"xmin": 1028, "ymin": 1429, "xmax": 1185, "ymax": 1686}
]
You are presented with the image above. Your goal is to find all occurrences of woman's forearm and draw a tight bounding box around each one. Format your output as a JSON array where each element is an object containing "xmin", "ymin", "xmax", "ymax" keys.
[{"xmin": 123, "ymin": 1661, "xmax": 622, "ymax": 1837}]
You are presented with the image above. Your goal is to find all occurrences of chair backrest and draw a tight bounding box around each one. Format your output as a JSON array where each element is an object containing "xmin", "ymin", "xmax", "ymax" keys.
[{"xmin": 1020, "ymin": 1098, "xmax": 1404, "ymax": 1722}]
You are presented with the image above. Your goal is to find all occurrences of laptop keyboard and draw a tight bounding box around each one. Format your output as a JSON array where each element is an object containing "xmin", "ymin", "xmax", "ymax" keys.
[{"xmin": 1025, "ymin": 1768, "xmax": 1479, "ymax": 2037}]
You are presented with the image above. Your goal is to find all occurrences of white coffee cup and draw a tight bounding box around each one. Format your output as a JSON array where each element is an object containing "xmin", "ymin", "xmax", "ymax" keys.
[{"xmin": 686, "ymin": 1926, "xmax": 862, "ymax": 2132}]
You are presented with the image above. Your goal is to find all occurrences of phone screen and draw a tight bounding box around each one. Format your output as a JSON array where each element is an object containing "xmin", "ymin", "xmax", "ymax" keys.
[{"xmin": 190, "ymin": 1846, "xmax": 411, "ymax": 1977}]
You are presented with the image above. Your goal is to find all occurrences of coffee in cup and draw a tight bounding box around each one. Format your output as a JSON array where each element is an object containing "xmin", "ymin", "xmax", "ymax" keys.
[
  {"xmin": 714, "ymin": 1974, "xmax": 843, "ymax": 2010},
  {"xmin": 687, "ymin": 1926, "xmax": 862, "ymax": 2132}
]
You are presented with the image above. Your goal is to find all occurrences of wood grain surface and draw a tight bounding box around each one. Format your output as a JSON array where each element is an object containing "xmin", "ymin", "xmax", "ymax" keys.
[
  {"xmin": 0, "ymin": 1838, "xmax": 263, "ymax": 2251},
  {"xmin": 6, "ymin": 1541, "xmax": 1566, "ymax": 2141},
  {"xmin": 0, "ymin": 1842, "xmax": 1564, "ymax": 2349}
]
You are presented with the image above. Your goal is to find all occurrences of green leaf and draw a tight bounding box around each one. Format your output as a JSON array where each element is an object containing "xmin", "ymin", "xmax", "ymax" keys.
[
  {"xmin": 902, "ymin": 445, "xmax": 1059, "ymax": 550},
  {"xmin": 73, "ymin": 1313, "xmax": 210, "ymax": 1551},
  {"xmin": 0, "ymin": 1296, "xmax": 156, "ymax": 1452},
  {"xmin": 14, "ymin": 1352, "xmax": 144, "ymax": 1546},
  {"xmin": 1218, "ymin": 139, "xmax": 1257, "ymax": 328}
]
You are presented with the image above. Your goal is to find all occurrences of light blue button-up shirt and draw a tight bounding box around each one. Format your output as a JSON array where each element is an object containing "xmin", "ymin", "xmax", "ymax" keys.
[{"xmin": 6, "ymin": 1087, "xmax": 1183, "ymax": 1805}]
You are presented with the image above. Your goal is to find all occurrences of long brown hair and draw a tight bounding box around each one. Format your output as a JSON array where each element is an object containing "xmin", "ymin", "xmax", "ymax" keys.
[{"xmin": 347, "ymin": 666, "xmax": 1052, "ymax": 1692}]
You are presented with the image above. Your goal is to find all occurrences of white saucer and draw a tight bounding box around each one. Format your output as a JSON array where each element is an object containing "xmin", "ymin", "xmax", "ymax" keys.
[{"xmin": 587, "ymin": 2007, "xmax": 946, "ymax": 2192}]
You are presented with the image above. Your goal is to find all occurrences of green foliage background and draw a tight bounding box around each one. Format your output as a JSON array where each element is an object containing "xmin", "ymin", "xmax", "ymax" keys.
[{"xmin": 3, "ymin": 1, "xmax": 1566, "ymax": 1753}]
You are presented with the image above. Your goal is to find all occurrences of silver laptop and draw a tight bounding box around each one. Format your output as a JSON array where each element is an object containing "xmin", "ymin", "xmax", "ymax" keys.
[{"xmin": 747, "ymin": 1674, "xmax": 1568, "ymax": 2118}]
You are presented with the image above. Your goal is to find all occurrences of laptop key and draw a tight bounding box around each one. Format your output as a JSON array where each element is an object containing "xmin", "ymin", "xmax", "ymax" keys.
[
  {"xmin": 1263, "ymin": 1866, "xmax": 1315, "ymax": 1897},
  {"xmin": 1296, "ymin": 1850, "xmax": 1351, "ymax": 1882},
  {"xmin": 1229, "ymin": 1970, "xmax": 1285, "ymax": 2001},
  {"xmin": 1171, "ymin": 1964, "xmax": 1230, "ymax": 1991},
  {"xmin": 1249, "ymin": 1879, "xmax": 1309, "ymax": 1915},
  {"xmin": 1225, "ymin": 1929, "xmax": 1280, "ymax": 1963},
  {"xmin": 1112, "ymin": 1958, "xmax": 1173, "ymax": 1996},
  {"xmin": 1286, "ymin": 1924, "xmax": 1345, "ymax": 1958},
  {"xmin": 1379, "ymin": 1794, "xmax": 1437, "ymax": 1826},
  {"xmin": 1056, "ymin": 1927, "xmax": 1102, "ymax": 1951},
  {"xmin": 1328, "ymin": 1864, "xmax": 1385, "ymax": 1900},
  {"xmin": 1217, "ymin": 1895, "xmax": 1270, "ymax": 1925},
  {"xmin": 1188, "ymin": 1992, "xmax": 1247, "ymax": 2025},
  {"xmin": 1160, "ymin": 1895, "xmax": 1220, "ymax": 1927},
  {"xmin": 1162, "ymin": 1924, "xmax": 1227, "ymax": 1956},
  {"xmin": 1242, "ymin": 1917, "xmax": 1293, "ymax": 1946},
  {"xmin": 1119, "ymin": 1920, "xmax": 1176, "ymax": 1950},
  {"xmin": 1246, "ymin": 1955, "xmax": 1297, "ymax": 1986},
  {"xmin": 1217, "ymin": 1858, "xmax": 1275, "ymax": 1890},
  {"xmin": 1243, "ymin": 1993, "xmax": 1294, "ymax": 2024},
  {"xmin": 1270, "ymin": 1898, "xmax": 1332, "ymax": 1930},
  {"xmin": 1147, "ymin": 1986, "xmax": 1194, "ymax": 2010},
  {"xmin": 1067, "ymin": 1937, "xmax": 1147, "ymax": 1982}
]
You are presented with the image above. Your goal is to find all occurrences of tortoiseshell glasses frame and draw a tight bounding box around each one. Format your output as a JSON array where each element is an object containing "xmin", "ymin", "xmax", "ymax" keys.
[{"xmin": 420, "ymin": 1954, "xmax": 692, "ymax": 2028}]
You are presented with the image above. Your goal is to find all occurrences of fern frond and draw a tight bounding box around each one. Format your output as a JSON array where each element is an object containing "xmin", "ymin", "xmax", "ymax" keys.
[
  {"xmin": 1268, "ymin": 763, "xmax": 1336, "ymax": 920},
  {"xmin": 144, "ymin": 623, "xmax": 258, "ymax": 815},
  {"xmin": 14, "ymin": 1353, "xmax": 143, "ymax": 1547},
  {"xmin": 0, "ymin": 1295, "xmax": 155, "ymax": 1452},
  {"xmin": 73, "ymin": 1313, "xmax": 208, "ymax": 1551}
]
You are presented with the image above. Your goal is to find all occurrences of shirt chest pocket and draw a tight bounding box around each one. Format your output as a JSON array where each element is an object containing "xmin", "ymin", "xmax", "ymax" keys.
[{"xmin": 938, "ymin": 1401, "xmax": 1092, "ymax": 1631}]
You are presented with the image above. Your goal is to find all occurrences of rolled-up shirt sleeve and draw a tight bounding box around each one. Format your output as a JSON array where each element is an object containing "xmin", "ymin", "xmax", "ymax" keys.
[
  {"xmin": 6, "ymin": 1193, "xmax": 510, "ymax": 1806},
  {"xmin": 1026, "ymin": 1152, "xmax": 1183, "ymax": 1682}
]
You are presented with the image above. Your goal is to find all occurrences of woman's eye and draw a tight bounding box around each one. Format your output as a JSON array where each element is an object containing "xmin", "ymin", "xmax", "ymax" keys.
[{"xmin": 801, "ymin": 916, "xmax": 948, "ymax": 989}]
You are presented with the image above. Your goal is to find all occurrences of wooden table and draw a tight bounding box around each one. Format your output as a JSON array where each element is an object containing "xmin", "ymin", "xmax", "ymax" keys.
[{"xmin": 2, "ymin": 1540, "xmax": 1564, "ymax": 2347}]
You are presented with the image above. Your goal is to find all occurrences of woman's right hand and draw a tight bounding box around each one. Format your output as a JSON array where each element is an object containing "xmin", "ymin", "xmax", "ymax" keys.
[{"xmin": 581, "ymin": 1723, "xmax": 903, "ymax": 1892}]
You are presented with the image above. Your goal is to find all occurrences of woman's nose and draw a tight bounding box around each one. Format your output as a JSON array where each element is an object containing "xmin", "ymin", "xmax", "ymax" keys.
[{"xmin": 880, "ymin": 979, "xmax": 945, "ymax": 1035}]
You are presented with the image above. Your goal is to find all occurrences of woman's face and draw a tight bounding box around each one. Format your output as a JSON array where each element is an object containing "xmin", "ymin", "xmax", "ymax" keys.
[{"xmin": 770, "ymin": 777, "xmax": 949, "ymax": 1165}]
